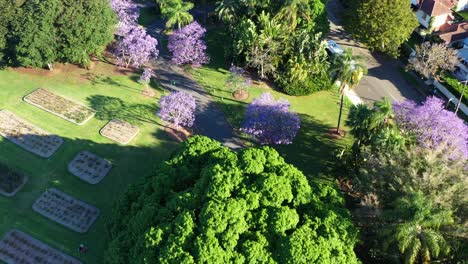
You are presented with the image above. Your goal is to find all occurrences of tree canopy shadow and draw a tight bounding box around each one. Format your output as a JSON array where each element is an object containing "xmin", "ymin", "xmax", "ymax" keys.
[
  {"xmin": 87, "ymin": 95, "xmax": 160, "ymax": 126},
  {"xmin": 275, "ymin": 113, "xmax": 350, "ymax": 183},
  {"xmin": 0, "ymin": 133, "xmax": 178, "ymax": 264}
]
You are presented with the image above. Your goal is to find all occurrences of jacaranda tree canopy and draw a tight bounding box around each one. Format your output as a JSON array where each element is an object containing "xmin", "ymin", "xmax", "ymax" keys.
[{"xmin": 105, "ymin": 136, "xmax": 359, "ymax": 264}]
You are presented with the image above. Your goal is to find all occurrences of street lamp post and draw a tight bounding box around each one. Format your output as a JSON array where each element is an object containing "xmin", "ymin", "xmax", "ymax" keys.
[{"xmin": 455, "ymin": 80, "xmax": 467, "ymax": 114}]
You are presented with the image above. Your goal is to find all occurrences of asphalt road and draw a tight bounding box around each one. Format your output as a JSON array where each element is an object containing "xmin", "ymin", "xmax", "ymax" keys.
[{"xmin": 326, "ymin": 0, "xmax": 424, "ymax": 103}]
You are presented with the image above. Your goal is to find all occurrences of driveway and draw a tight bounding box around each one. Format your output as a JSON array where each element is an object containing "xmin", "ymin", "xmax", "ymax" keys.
[{"xmin": 326, "ymin": 0, "xmax": 424, "ymax": 103}]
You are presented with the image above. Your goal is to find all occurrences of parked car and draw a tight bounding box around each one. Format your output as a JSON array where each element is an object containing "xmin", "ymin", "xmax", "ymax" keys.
[{"xmin": 326, "ymin": 40, "xmax": 344, "ymax": 57}]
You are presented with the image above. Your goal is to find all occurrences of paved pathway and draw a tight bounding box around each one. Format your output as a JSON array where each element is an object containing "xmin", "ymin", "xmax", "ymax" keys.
[
  {"xmin": 146, "ymin": 12, "xmax": 243, "ymax": 149},
  {"xmin": 326, "ymin": 0, "xmax": 425, "ymax": 103}
]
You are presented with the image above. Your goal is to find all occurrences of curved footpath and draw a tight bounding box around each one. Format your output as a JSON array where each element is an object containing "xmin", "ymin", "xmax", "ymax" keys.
[{"xmin": 146, "ymin": 13, "xmax": 243, "ymax": 150}]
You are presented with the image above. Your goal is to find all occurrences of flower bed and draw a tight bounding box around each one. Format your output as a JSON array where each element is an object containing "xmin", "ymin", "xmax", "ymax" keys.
[
  {"xmin": 0, "ymin": 110, "xmax": 63, "ymax": 158},
  {"xmin": 0, "ymin": 229, "xmax": 81, "ymax": 264},
  {"xmin": 68, "ymin": 151, "xmax": 112, "ymax": 184},
  {"xmin": 0, "ymin": 162, "xmax": 28, "ymax": 197},
  {"xmin": 32, "ymin": 188, "xmax": 100, "ymax": 233},
  {"xmin": 100, "ymin": 119, "xmax": 139, "ymax": 145},
  {"xmin": 24, "ymin": 88, "xmax": 95, "ymax": 125}
]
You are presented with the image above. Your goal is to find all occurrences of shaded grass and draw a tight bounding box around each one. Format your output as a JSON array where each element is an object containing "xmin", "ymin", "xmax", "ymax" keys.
[
  {"xmin": 192, "ymin": 28, "xmax": 353, "ymax": 180},
  {"xmin": 0, "ymin": 65, "xmax": 177, "ymax": 263}
]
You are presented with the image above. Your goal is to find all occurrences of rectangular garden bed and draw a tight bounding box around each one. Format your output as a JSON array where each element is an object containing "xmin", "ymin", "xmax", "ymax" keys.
[
  {"xmin": 32, "ymin": 188, "xmax": 100, "ymax": 233},
  {"xmin": 100, "ymin": 119, "xmax": 139, "ymax": 145},
  {"xmin": 68, "ymin": 151, "xmax": 112, "ymax": 184},
  {"xmin": 24, "ymin": 88, "xmax": 95, "ymax": 125},
  {"xmin": 0, "ymin": 110, "xmax": 63, "ymax": 158},
  {"xmin": 0, "ymin": 162, "xmax": 28, "ymax": 197},
  {"xmin": 0, "ymin": 229, "xmax": 81, "ymax": 264}
]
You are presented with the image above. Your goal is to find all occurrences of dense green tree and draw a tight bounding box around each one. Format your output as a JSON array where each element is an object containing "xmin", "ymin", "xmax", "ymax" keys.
[
  {"xmin": 12, "ymin": 0, "xmax": 62, "ymax": 68},
  {"xmin": 7, "ymin": 0, "xmax": 115, "ymax": 68},
  {"xmin": 330, "ymin": 49, "xmax": 366, "ymax": 133},
  {"xmin": 218, "ymin": 0, "xmax": 330, "ymax": 95},
  {"xmin": 345, "ymin": 0, "xmax": 418, "ymax": 57},
  {"xmin": 57, "ymin": 0, "xmax": 115, "ymax": 66},
  {"xmin": 105, "ymin": 136, "xmax": 359, "ymax": 264},
  {"xmin": 0, "ymin": 0, "xmax": 16, "ymax": 65}
]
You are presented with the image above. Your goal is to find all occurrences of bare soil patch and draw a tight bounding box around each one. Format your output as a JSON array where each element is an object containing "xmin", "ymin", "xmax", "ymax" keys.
[
  {"xmin": 24, "ymin": 88, "xmax": 95, "ymax": 125},
  {"xmin": 164, "ymin": 124, "xmax": 192, "ymax": 143},
  {"xmin": 100, "ymin": 119, "xmax": 139, "ymax": 145},
  {"xmin": 32, "ymin": 188, "xmax": 100, "ymax": 233},
  {"xmin": 232, "ymin": 90, "xmax": 249, "ymax": 100},
  {"xmin": 0, "ymin": 110, "xmax": 63, "ymax": 158},
  {"xmin": 0, "ymin": 163, "xmax": 28, "ymax": 197},
  {"xmin": 68, "ymin": 151, "xmax": 112, "ymax": 184},
  {"xmin": 327, "ymin": 128, "xmax": 347, "ymax": 139},
  {"xmin": 0, "ymin": 229, "xmax": 81, "ymax": 264}
]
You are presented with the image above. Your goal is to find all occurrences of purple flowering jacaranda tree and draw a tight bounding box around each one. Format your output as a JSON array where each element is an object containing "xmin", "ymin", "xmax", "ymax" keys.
[
  {"xmin": 393, "ymin": 96, "xmax": 468, "ymax": 159},
  {"xmin": 158, "ymin": 91, "xmax": 196, "ymax": 128},
  {"xmin": 139, "ymin": 68, "xmax": 154, "ymax": 85},
  {"xmin": 114, "ymin": 25, "xmax": 159, "ymax": 68},
  {"xmin": 110, "ymin": 0, "xmax": 139, "ymax": 34},
  {"xmin": 241, "ymin": 92, "xmax": 301, "ymax": 145},
  {"xmin": 167, "ymin": 21, "xmax": 209, "ymax": 67}
]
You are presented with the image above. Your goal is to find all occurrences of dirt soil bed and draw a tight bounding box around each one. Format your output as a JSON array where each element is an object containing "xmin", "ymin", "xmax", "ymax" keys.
[
  {"xmin": 0, "ymin": 163, "xmax": 28, "ymax": 197},
  {"xmin": 100, "ymin": 119, "xmax": 139, "ymax": 145},
  {"xmin": 68, "ymin": 151, "xmax": 112, "ymax": 184},
  {"xmin": 0, "ymin": 229, "xmax": 81, "ymax": 264},
  {"xmin": 0, "ymin": 110, "xmax": 63, "ymax": 158},
  {"xmin": 24, "ymin": 88, "xmax": 95, "ymax": 125},
  {"xmin": 32, "ymin": 188, "xmax": 100, "ymax": 233}
]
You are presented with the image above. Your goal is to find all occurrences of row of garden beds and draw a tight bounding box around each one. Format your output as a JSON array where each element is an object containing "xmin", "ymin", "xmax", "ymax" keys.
[
  {"xmin": 0, "ymin": 162, "xmax": 28, "ymax": 197},
  {"xmin": 0, "ymin": 229, "xmax": 81, "ymax": 264},
  {"xmin": 32, "ymin": 188, "xmax": 100, "ymax": 233},
  {"xmin": 24, "ymin": 88, "xmax": 95, "ymax": 125}
]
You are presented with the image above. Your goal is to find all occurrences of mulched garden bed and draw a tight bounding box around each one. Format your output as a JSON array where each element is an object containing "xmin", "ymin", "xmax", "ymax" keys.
[
  {"xmin": 0, "ymin": 229, "xmax": 81, "ymax": 264},
  {"xmin": 24, "ymin": 88, "xmax": 95, "ymax": 125},
  {"xmin": 68, "ymin": 151, "xmax": 112, "ymax": 184},
  {"xmin": 100, "ymin": 119, "xmax": 139, "ymax": 145},
  {"xmin": 0, "ymin": 110, "xmax": 63, "ymax": 158},
  {"xmin": 32, "ymin": 188, "xmax": 100, "ymax": 233},
  {"xmin": 0, "ymin": 162, "xmax": 28, "ymax": 197}
]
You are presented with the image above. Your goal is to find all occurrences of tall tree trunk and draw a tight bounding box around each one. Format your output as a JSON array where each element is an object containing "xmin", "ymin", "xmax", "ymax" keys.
[{"xmin": 336, "ymin": 94, "xmax": 344, "ymax": 134}]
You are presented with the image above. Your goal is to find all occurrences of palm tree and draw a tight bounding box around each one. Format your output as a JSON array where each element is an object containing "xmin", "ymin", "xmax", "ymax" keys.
[
  {"xmin": 330, "ymin": 48, "xmax": 366, "ymax": 134},
  {"xmin": 162, "ymin": 0, "xmax": 194, "ymax": 29},
  {"xmin": 275, "ymin": 0, "xmax": 310, "ymax": 31},
  {"xmin": 382, "ymin": 192, "xmax": 453, "ymax": 264},
  {"xmin": 215, "ymin": 0, "xmax": 240, "ymax": 23}
]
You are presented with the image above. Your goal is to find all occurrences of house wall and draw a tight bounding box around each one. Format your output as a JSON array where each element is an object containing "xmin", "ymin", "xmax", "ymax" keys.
[
  {"xmin": 457, "ymin": 0, "xmax": 468, "ymax": 11},
  {"xmin": 411, "ymin": 0, "xmax": 419, "ymax": 6},
  {"xmin": 417, "ymin": 10, "xmax": 431, "ymax": 28},
  {"xmin": 432, "ymin": 14, "xmax": 450, "ymax": 30}
]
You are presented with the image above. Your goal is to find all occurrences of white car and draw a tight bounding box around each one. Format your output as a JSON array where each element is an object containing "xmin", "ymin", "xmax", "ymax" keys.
[{"xmin": 326, "ymin": 40, "xmax": 344, "ymax": 56}]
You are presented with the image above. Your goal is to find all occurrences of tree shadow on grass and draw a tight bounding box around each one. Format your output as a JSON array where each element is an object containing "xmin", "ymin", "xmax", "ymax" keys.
[
  {"xmin": 81, "ymin": 73, "xmax": 143, "ymax": 95},
  {"xmin": 0, "ymin": 134, "xmax": 178, "ymax": 264},
  {"xmin": 275, "ymin": 113, "xmax": 350, "ymax": 184},
  {"xmin": 213, "ymin": 98, "xmax": 349, "ymax": 182},
  {"xmin": 87, "ymin": 95, "xmax": 161, "ymax": 126}
]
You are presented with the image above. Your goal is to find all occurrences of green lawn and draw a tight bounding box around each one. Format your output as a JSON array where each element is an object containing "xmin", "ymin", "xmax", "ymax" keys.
[
  {"xmin": 0, "ymin": 63, "xmax": 178, "ymax": 263},
  {"xmin": 191, "ymin": 28, "xmax": 353, "ymax": 180}
]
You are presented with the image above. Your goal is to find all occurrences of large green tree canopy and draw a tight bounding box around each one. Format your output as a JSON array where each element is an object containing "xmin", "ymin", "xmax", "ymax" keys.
[
  {"xmin": 345, "ymin": 0, "xmax": 418, "ymax": 57},
  {"xmin": 105, "ymin": 136, "xmax": 359, "ymax": 263},
  {"xmin": 5, "ymin": 0, "xmax": 115, "ymax": 67}
]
